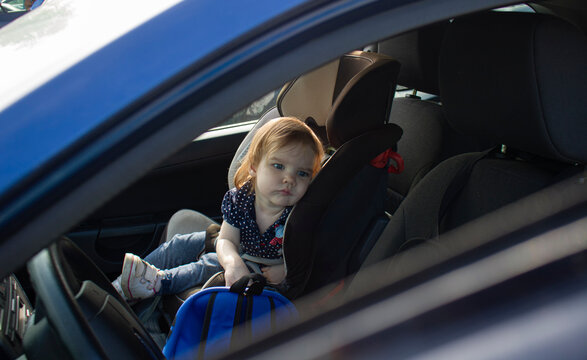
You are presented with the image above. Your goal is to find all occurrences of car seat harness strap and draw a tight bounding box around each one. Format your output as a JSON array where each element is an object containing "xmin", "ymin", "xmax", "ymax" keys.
[{"xmin": 370, "ymin": 148, "xmax": 404, "ymax": 174}]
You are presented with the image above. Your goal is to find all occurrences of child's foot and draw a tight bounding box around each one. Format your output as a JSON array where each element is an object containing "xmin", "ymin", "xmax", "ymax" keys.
[
  {"xmin": 111, "ymin": 276, "xmax": 127, "ymax": 300},
  {"xmin": 120, "ymin": 253, "xmax": 164, "ymax": 301},
  {"xmin": 205, "ymin": 223, "xmax": 221, "ymax": 253}
]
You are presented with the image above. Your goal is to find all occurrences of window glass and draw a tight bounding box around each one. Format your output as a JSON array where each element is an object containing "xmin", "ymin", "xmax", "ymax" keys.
[
  {"xmin": 493, "ymin": 4, "xmax": 535, "ymax": 13},
  {"xmin": 1, "ymin": 0, "xmax": 25, "ymax": 12},
  {"xmin": 217, "ymin": 90, "xmax": 279, "ymax": 128},
  {"xmin": 0, "ymin": 0, "xmax": 27, "ymax": 29}
]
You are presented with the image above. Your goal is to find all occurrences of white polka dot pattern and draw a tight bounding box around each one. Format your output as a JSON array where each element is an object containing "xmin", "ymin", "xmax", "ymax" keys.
[{"xmin": 221, "ymin": 181, "xmax": 291, "ymax": 259}]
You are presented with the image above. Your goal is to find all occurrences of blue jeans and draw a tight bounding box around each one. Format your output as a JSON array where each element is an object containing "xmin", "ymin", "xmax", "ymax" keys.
[{"xmin": 144, "ymin": 231, "xmax": 222, "ymax": 294}]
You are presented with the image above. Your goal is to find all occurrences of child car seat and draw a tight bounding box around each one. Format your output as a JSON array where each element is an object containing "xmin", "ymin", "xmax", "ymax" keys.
[
  {"xmin": 280, "ymin": 52, "xmax": 403, "ymax": 299},
  {"xmin": 162, "ymin": 51, "xmax": 402, "ymax": 309}
]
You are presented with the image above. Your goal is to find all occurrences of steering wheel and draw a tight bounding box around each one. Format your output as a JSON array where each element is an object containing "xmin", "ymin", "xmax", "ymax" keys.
[{"xmin": 27, "ymin": 236, "xmax": 164, "ymax": 359}]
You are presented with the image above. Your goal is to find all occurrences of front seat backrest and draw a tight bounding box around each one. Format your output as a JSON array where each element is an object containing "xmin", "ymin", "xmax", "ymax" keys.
[
  {"xmin": 375, "ymin": 21, "xmax": 494, "ymax": 214},
  {"xmin": 360, "ymin": 11, "xmax": 587, "ymax": 269}
]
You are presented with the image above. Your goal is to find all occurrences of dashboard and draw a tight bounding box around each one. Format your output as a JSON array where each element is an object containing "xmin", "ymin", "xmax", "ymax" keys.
[{"xmin": 0, "ymin": 274, "xmax": 32, "ymax": 358}]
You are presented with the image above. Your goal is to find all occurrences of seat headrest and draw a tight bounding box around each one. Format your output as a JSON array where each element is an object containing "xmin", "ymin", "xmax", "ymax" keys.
[
  {"xmin": 326, "ymin": 53, "xmax": 400, "ymax": 148},
  {"xmin": 439, "ymin": 12, "xmax": 587, "ymax": 164},
  {"xmin": 278, "ymin": 51, "xmax": 400, "ymax": 148},
  {"xmin": 375, "ymin": 21, "xmax": 448, "ymax": 94},
  {"xmin": 277, "ymin": 58, "xmax": 341, "ymax": 129}
]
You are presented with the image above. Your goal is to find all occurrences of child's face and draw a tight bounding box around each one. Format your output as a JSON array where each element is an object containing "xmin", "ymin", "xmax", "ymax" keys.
[{"xmin": 250, "ymin": 142, "xmax": 315, "ymax": 209}]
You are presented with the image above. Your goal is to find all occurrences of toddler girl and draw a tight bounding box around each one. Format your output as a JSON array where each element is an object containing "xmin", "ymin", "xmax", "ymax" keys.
[{"xmin": 115, "ymin": 117, "xmax": 323, "ymax": 301}]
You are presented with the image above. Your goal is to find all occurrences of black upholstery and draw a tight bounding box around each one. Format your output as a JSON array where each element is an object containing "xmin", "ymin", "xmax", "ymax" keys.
[
  {"xmin": 333, "ymin": 54, "xmax": 377, "ymax": 103},
  {"xmin": 440, "ymin": 12, "xmax": 587, "ymax": 164},
  {"xmin": 374, "ymin": 22, "xmax": 486, "ymax": 213},
  {"xmin": 326, "ymin": 54, "xmax": 399, "ymax": 148},
  {"xmin": 360, "ymin": 12, "xmax": 587, "ymax": 269},
  {"xmin": 278, "ymin": 51, "xmax": 399, "ymax": 147},
  {"xmin": 384, "ymin": 98, "xmax": 445, "ymax": 211},
  {"xmin": 282, "ymin": 52, "xmax": 402, "ymax": 299},
  {"xmin": 375, "ymin": 21, "xmax": 447, "ymax": 95}
]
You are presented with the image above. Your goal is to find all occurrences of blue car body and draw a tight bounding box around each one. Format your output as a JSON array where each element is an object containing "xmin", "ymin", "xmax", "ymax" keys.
[{"xmin": 0, "ymin": 0, "xmax": 585, "ymax": 358}]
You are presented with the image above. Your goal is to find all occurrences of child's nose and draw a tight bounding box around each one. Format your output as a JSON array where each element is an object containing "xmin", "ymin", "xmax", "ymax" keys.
[{"xmin": 283, "ymin": 172, "xmax": 295, "ymax": 185}]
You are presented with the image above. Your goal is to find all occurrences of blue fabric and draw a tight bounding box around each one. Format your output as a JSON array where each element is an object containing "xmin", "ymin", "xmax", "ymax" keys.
[
  {"xmin": 31, "ymin": 0, "xmax": 44, "ymax": 9},
  {"xmin": 144, "ymin": 231, "xmax": 222, "ymax": 294},
  {"xmin": 221, "ymin": 181, "xmax": 291, "ymax": 259},
  {"xmin": 163, "ymin": 286, "xmax": 298, "ymax": 359}
]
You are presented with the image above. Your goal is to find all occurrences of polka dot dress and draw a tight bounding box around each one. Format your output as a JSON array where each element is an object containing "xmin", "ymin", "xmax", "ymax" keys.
[{"xmin": 221, "ymin": 181, "xmax": 291, "ymax": 260}]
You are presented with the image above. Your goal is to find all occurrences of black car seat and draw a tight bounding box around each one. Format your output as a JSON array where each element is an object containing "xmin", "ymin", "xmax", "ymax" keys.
[
  {"xmin": 369, "ymin": 21, "xmax": 493, "ymax": 214},
  {"xmin": 357, "ymin": 11, "xmax": 587, "ymax": 274},
  {"xmin": 221, "ymin": 51, "xmax": 404, "ymax": 300},
  {"xmin": 160, "ymin": 51, "xmax": 402, "ymax": 308},
  {"xmin": 281, "ymin": 53, "xmax": 403, "ymax": 299}
]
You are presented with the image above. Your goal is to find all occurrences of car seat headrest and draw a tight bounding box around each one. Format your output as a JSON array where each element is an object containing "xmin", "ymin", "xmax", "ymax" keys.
[
  {"xmin": 374, "ymin": 21, "xmax": 448, "ymax": 95},
  {"xmin": 277, "ymin": 58, "xmax": 340, "ymax": 132},
  {"xmin": 278, "ymin": 51, "xmax": 400, "ymax": 148},
  {"xmin": 439, "ymin": 12, "xmax": 587, "ymax": 164},
  {"xmin": 326, "ymin": 53, "xmax": 400, "ymax": 148}
]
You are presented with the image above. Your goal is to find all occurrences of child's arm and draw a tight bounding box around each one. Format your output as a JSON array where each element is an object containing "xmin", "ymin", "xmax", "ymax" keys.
[{"xmin": 216, "ymin": 221, "xmax": 250, "ymax": 286}]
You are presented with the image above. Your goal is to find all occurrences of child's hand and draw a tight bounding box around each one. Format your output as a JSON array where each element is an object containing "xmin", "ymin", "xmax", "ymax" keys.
[
  {"xmin": 224, "ymin": 264, "xmax": 250, "ymax": 287},
  {"xmin": 261, "ymin": 264, "xmax": 286, "ymax": 285}
]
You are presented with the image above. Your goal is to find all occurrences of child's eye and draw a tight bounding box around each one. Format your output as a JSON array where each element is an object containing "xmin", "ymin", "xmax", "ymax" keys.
[
  {"xmin": 272, "ymin": 163, "xmax": 284, "ymax": 170},
  {"xmin": 297, "ymin": 171, "xmax": 310, "ymax": 178}
]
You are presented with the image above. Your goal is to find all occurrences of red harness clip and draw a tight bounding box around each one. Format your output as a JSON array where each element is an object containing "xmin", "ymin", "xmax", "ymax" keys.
[{"xmin": 370, "ymin": 148, "xmax": 404, "ymax": 174}]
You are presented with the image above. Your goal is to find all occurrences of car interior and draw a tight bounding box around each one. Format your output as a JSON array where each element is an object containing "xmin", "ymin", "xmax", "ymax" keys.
[
  {"xmin": 1, "ymin": 1, "xmax": 586, "ymax": 359},
  {"xmin": 222, "ymin": 5, "xmax": 587, "ymax": 358}
]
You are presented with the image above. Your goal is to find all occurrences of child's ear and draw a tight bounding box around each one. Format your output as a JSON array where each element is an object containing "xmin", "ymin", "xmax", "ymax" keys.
[{"xmin": 249, "ymin": 165, "xmax": 257, "ymax": 177}]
